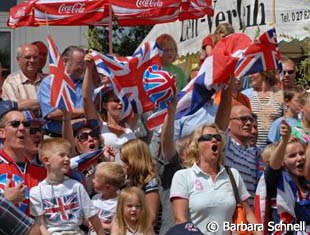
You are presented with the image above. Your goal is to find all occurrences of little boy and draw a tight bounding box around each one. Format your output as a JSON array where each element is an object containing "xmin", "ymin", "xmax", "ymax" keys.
[
  {"xmin": 89, "ymin": 162, "xmax": 125, "ymax": 235},
  {"xmin": 29, "ymin": 138, "xmax": 104, "ymax": 235}
]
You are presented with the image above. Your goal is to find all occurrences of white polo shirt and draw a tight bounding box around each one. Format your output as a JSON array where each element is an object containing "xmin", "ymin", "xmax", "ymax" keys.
[{"xmin": 170, "ymin": 163, "xmax": 250, "ymax": 235}]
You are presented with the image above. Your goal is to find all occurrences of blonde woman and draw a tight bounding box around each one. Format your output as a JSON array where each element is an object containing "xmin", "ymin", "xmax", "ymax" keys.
[
  {"xmin": 120, "ymin": 139, "xmax": 161, "ymax": 234},
  {"xmin": 170, "ymin": 124, "xmax": 261, "ymax": 235}
]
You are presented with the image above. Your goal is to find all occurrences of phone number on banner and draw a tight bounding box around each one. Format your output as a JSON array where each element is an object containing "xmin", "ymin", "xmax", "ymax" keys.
[{"xmin": 280, "ymin": 9, "xmax": 310, "ymax": 23}]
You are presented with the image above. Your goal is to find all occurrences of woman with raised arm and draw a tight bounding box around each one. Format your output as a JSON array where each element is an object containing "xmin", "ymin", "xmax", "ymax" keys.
[
  {"xmin": 82, "ymin": 54, "xmax": 138, "ymax": 163},
  {"xmin": 256, "ymin": 120, "xmax": 310, "ymax": 231}
]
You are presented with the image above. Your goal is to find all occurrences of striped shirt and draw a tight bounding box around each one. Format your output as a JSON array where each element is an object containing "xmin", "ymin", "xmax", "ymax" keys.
[
  {"xmin": 242, "ymin": 88, "xmax": 283, "ymax": 149},
  {"xmin": 1, "ymin": 70, "xmax": 46, "ymax": 101},
  {"xmin": 224, "ymin": 135, "xmax": 261, "ymax": 206}
]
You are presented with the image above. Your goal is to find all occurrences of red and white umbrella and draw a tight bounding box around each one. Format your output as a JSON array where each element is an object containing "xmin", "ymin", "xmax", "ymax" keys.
[
  {"xmin": 8, "ymin": 0, "xmax": 213, "ymax": 27},
  {"xmin": 8, "ymin": 0, "xmax": 109, "ymax": 28},
  {"xmin": 7, "ymin": 0, "xmax": 213, "ymax": 52},
  {"xmin": 111, "ymin": 0, "xmax": 213, "ymax": 26}
]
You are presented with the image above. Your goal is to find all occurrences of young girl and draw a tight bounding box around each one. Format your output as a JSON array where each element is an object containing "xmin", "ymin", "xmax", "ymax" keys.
[
  {"xmin": 111, "ymin": 187, "xmax": 154, "ymax": 235},
  {"xmin": 120, "ymin": 139, "xmax": 162, "ymax": 234}
]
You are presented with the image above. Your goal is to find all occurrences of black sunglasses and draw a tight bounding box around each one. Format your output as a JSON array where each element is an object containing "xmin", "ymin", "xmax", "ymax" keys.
[
  {"xmin": 283, "ymin": 70, "xmax": 295, "ymax": 75},
  {"xmin": 198, "ymin": 134, "xmax": 222, "ymax": 142},
  {"xmin": 77, "ymin": 130, "xmax": 99, "ymax": 142},
  {"xmin": 29, "ymin": 127, "xmax": 42, "ymax": 135},
  {"xmin": 8, "ymin": 120, "xmax": 31, "ymax": 128},
  {"xmin": 230, "ymin": 116, "xmax": 255, "ymax": 123}
]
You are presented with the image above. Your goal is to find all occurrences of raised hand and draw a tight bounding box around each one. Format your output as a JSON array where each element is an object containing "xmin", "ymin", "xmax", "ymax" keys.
[{"xmin": 279, "ymin": 119, "xmax": 291, "ymax": 142}]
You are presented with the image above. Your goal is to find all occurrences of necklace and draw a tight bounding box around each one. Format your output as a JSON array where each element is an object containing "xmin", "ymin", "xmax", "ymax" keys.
[{"xmin": 126, "ymin": 224, "xmax": 139, "ymax": 235}]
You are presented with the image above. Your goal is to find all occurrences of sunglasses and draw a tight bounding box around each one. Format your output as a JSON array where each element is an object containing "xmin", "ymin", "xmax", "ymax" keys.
[
  {"xmin": 230, "ymin": 115, "xmax": 255, "ymax": 123},
  {"xmin": 77, "ymin": 130, "xmax": 99, "ymax": 142},
  {"xmin": 29, "ymin": 127, "xmax": 42, "ymax": 135},
  {"xmin": 283, "ymin": 70, "xmax": 295, "ymax": 75},
  {"xmin": 198, "ymin": 134, "xmax": 222, "ymax": 142},
  {"xmin": 7, "ymin": 120, "xmax": 31, "ymax": 128}
]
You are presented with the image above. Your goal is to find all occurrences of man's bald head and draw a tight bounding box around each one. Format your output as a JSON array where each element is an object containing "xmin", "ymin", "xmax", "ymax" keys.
[
  {"xmin": 16, "ymin": 44, "xmax": 39, "ymax": 79},
  {"xmin": 230, "ymin": 105, "xmax": 252, "ymax": 119}
]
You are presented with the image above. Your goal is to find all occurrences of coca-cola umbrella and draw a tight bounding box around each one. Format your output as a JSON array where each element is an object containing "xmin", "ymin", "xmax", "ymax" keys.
[
  {"xmin": 8, "ymin": 0, "xmax": 214, "ymax": 51},
  {"xmin": 110, "ymin": 0, "xmax": 214, "ymax": 26},
  {"xmin": 8, "ymin": 0, "xmax": 109, "ymax": 28}
]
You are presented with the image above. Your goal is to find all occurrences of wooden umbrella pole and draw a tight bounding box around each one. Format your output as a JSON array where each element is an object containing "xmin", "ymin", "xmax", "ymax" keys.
[{"xmin": 271, "ymin": 0, "xmax": 276, "ymax": 26}]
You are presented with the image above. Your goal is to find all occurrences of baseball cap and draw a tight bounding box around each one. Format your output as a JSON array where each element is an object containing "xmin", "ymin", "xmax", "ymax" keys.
[{"xmin": 0, "ymin": 100, "xmax": 18, "ymax": 119}]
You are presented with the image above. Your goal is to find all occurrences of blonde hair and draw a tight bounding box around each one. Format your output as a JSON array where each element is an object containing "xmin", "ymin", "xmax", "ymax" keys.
[
  {"xmin": 114, "ymin": 187, "xmax": 151, "ymax": 235},
  {"xmin": 213, "ymin": 23, "xmax": 234, "ymax": 44},
  {"xmin": 95, "ymin": 162, "xmax": 125, "ymax": 189},
  {"xmin": 185, "ymin": 124, "xmax": 225, "ymax": 167},
  {"xmin": 120, "ymin": 139, "xmax": 157, "ymax": 188},
  {"xmin": 39, "ymin": 138, "xmax": 71, "ymax": 161},
  {"xmin": 261, "ymin": 143, "xmax": 276, "ymax": 165}
]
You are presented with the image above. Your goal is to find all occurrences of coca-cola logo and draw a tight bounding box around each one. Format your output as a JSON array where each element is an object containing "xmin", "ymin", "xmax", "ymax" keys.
[
  {"xmin": 58, "ymin": 3, "xmax": 86, "ymax": 14},
  {"xmin": 15, "ymin": 6, "xmax": 26, "ymax": 17},
  {"xmin": 136, "ymin": 0, "xmax": 163, "ymax": 8}
]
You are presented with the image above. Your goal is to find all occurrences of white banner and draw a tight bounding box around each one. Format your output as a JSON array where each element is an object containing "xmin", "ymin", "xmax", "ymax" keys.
[{"xmin": 141, "ymin": 0, "xmax": 310, "ymax": 56}]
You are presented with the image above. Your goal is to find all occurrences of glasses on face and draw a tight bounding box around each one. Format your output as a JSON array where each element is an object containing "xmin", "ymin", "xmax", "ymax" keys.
[
  {"xmin": 29, "ymin": 127, "xmax": 42, "ymax": 135},
  {"xmin": 283, "ymin": 70, "xmax": 295, "ymax": 75},
  {"xmin": 162, "ymin": 48, "xmax": 176, "ymax": 53},
  {"xmin": 230, "ymin": 115, "xmax": 255, "ymax": 124},
  {"xmin": 77, "ymin": 130, "xmax": 99, "ymax": 142},
  {"xmin": 198, "ymin": 134, "xmax": 222, "ymax": 142},
  {"xmin": 7, "ymin": 120, "xmax": 31, "ymax": 128},
  {"xmin": 20, "ymin": 55, "xmax": 39, "ymax": 60}
]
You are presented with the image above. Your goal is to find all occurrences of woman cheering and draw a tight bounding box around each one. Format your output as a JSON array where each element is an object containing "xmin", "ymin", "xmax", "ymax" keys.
[{"xmin": 170, "ymin": 124, "xmax": 261, "ymax": 235}]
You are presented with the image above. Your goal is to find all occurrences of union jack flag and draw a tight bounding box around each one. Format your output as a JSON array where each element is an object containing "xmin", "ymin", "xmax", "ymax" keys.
[
  {"xmin": 175, "ymin": 33, "xmax": 251, "ymax": 120},
  {"xmin": 254, "ymin": 172, "xmax": 310, "ymax": 235},
  {"xmin": 47, "ymin": 35, "xmax": 76, "ymax": 112},
  {"xmin": 43, "ymin": 193, "xmax": 80, "ymax": 222},
  {"xmin": 234, "ymin": 28, "xmax": 282, "ymax": 79},
  {"xmin": 91, "ymin": 41, "xmax": 161, "ymax": 119},
  {"xmin": 0, "ymin": 173, "xmax": 29, "ymax": 213}
]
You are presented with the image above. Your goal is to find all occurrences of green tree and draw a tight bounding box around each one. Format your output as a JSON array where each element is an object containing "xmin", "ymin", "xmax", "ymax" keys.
[{"xmin": 88, "ymin": 24, "xmax": 153, "ymax": 56}]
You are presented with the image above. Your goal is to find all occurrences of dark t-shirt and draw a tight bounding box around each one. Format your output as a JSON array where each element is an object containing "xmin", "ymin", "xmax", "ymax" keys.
[{"xmin": 160, "ymin": 153, "xmax": 183, "ymax": 190}]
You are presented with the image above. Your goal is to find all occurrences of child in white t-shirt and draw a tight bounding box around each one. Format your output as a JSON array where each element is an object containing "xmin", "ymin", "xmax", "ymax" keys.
[
  {"xmin": 89, "ymin": 162, "xmax": 126, "ymax": 235},
  {"xmin": 29, "ymin": 138, "xmax": 105, "ymax": 235}
]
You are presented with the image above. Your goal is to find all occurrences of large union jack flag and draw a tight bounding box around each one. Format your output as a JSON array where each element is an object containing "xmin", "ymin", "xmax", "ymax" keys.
[
  {"xmin": 91, "ymin": 41, "xmax": 161, "ymax": 119},
  {"xmin": 175, "ymin": 33, "xmax": 252, "ymax": 120},
  {"xmin": 47, "ymin": 35, "xmax": 76, "ymax": 112},
  {"xmin": 43, "ymin": 193, "xmax": 80, "ymax": 222},
  {"xmin": 234, "ymin": 28, "xmax": 282, "ymax": 79}
]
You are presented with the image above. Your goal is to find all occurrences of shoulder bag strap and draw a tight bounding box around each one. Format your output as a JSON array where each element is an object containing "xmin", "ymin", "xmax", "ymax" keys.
[{"xmin": 225, "ymin": 166, "xmax": 241, "ymax": 205}]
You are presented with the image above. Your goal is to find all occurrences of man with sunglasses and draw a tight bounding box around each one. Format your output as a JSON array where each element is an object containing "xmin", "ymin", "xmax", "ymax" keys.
[
  {"xmin": 0, "ymin": 101, "xmax": 46, "ymax": 215},
  {"xmin": 224, "ymin": 105, "xmax": 261, "ymax": 206},
  {"xmin": 280, "ymin": 57, "xmax": 297, "ymax": 90},
  {"xmin": 1, "ymin": 44, "xmax": 45, "ymax": 116}
]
